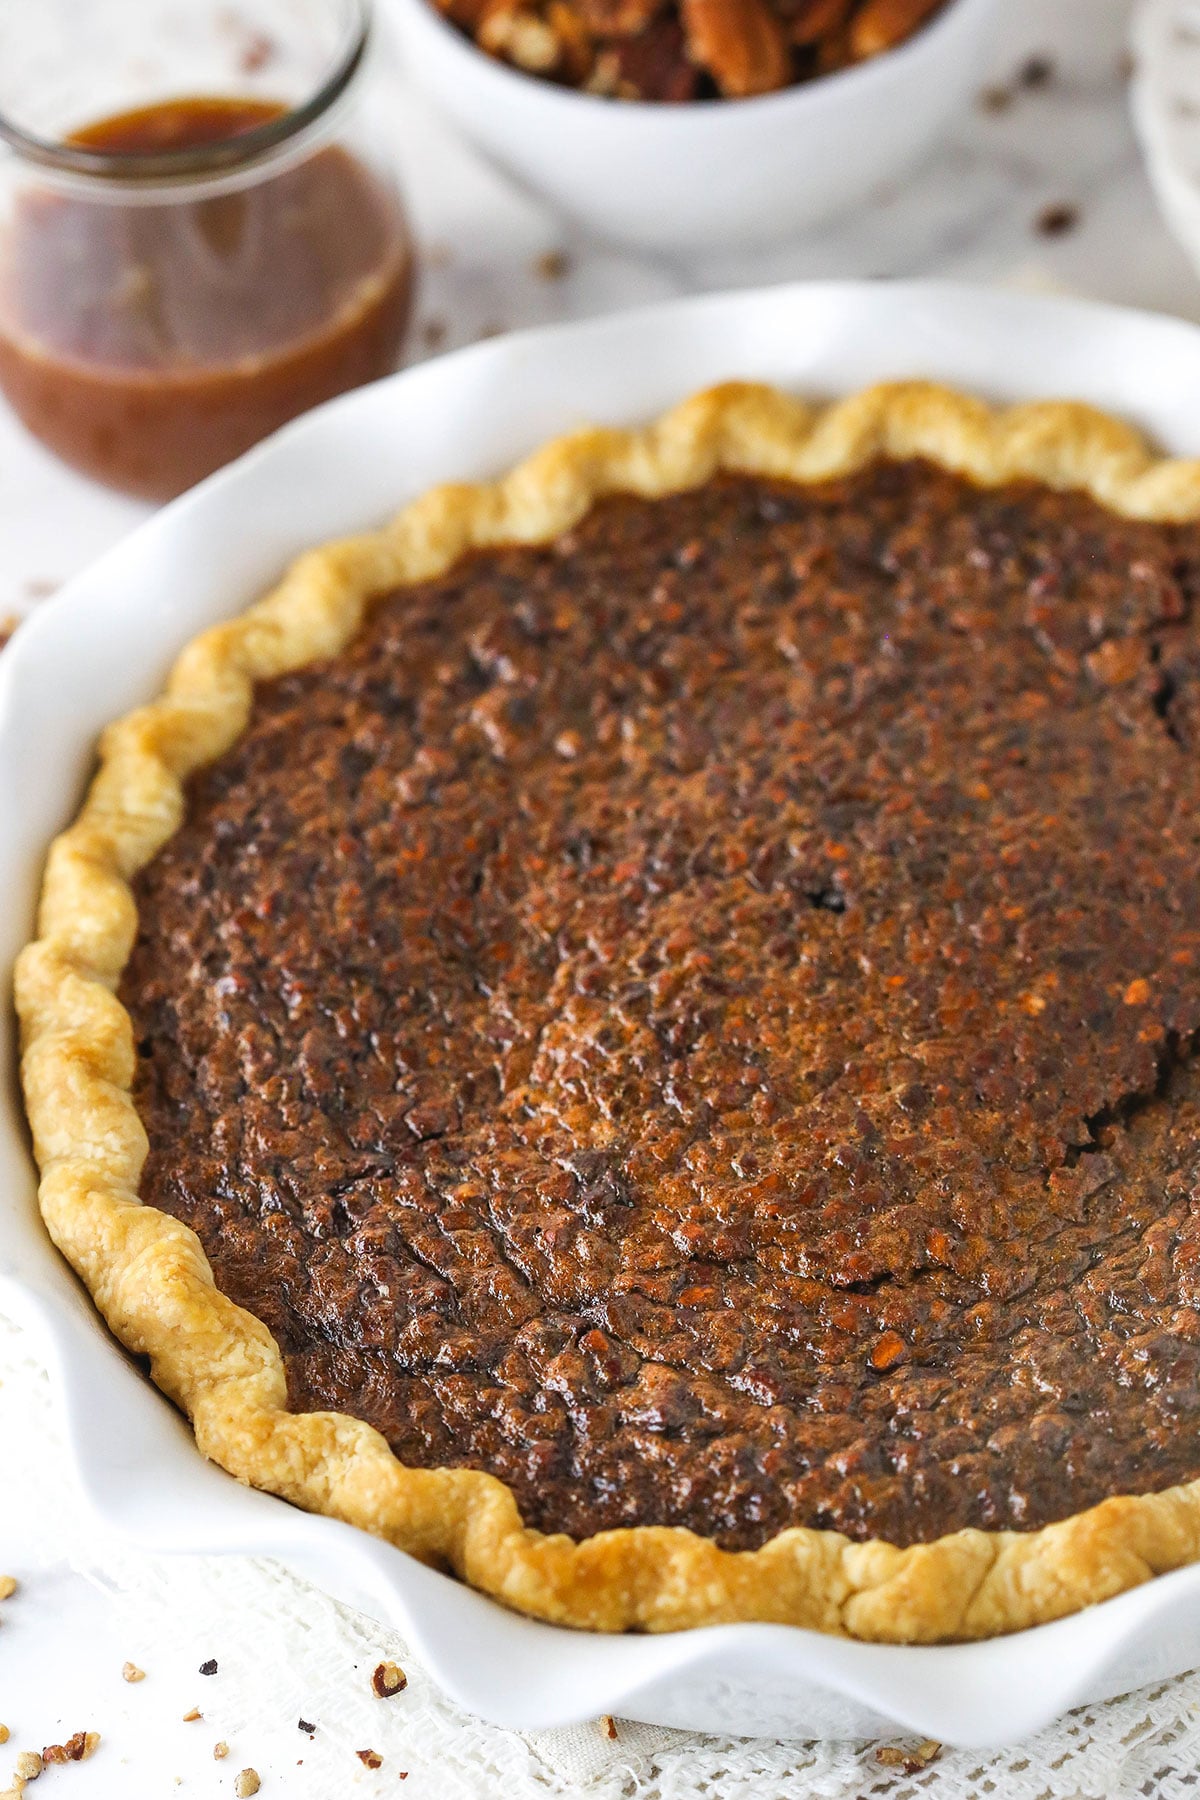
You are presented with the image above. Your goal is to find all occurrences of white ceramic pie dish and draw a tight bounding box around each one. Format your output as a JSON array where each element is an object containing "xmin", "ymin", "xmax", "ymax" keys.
[{"xmin": 6, "ymin": 280, "xmax": 1200, "ymax": 1747}]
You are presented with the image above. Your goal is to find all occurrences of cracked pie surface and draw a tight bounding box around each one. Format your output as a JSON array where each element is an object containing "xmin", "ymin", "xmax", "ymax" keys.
[{"xmin": 18, "ymin": 382, "xmax": 1200, "ymax": 1641}]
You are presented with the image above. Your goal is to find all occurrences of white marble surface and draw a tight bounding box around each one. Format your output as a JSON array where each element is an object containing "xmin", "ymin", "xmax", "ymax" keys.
[{"xmin": 1, "ymin": 0, "xmax": 1197, "ymax": 626}]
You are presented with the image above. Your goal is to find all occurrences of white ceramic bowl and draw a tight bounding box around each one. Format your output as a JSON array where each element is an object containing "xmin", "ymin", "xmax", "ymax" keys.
[
  {"xmin": 385, "ymin": 0, "xmax": 1000, "ymax": 250},
  {"xmin": 1131, "ymin": 0, "xmax": 1200, "ymax": 278},
  {"xmin": 7, "ymin": 281, "xmax": 1200, "ymax": 1746}
]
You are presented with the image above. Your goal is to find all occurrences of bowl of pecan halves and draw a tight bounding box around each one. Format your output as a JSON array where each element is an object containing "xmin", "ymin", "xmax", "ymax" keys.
[{"xmin": 387, "ymin": 0, "xmax": 1000, "ymax": 248}]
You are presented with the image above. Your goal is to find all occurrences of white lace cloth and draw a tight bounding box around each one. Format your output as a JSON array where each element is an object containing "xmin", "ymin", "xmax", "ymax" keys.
[{"xmin": 2, "ymin": 1307, "xmax": 1199, "ymax": 1800}]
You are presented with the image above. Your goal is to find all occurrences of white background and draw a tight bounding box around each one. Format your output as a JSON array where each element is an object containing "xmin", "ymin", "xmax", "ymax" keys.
[{"xmin": 3, "ymin": 1, "xmax": 1199, "ymax": 1795}]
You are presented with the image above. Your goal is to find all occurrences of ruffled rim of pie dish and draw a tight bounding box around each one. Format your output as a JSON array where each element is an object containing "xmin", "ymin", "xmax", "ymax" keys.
[{"xmin": 17, "ymin": 379, "xmax": 1200, "ymax": 1644}]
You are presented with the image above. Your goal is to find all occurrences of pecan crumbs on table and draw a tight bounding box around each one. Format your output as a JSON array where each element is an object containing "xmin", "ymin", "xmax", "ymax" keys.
[
  {"xmin": 876, "ymin": 1738, "xmax": 942, "ymax": 1773},
  {"xmin": 41, "ymin": 1734, "xmax": 100, "ymax": 1766},
  {"xmin": 371, "ymin": 1661, "xmax": 408, "ymax": 1697},
  {"xmin": 436, "ymin": 0, "xmax": 952, "ymax": 99}
]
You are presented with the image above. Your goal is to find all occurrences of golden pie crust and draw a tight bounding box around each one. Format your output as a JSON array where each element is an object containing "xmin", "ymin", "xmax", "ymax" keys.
[{"xmin": 18, "ymin": 380, "xmax": 1200, "ymax": 1643}]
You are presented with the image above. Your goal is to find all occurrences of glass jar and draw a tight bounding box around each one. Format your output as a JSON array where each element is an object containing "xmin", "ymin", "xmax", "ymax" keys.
[{"xmin": 0, "ymin": 0, "xmax": 415, "ymax": 500}]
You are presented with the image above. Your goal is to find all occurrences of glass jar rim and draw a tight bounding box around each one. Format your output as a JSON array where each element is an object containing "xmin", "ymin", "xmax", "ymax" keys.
[{"xmin": 0, "ymin": 0, "xmax": 370, "ymax": 186}]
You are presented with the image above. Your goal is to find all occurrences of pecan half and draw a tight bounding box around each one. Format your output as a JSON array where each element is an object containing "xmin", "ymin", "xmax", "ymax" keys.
[
  {"xmin": 849, "ymin": 0, "xmax": 945, "ymax": 59},
  {"xmin": 787, "ymin": 0, "xmax": 853, "ymax": 44},
  {"xmin": 680, "ymin": 0, "xmax": 791, "ymax": 95},
  {"xmin": 371, "ymin": 1661, "xmax": 408, "ymax": 1698}
]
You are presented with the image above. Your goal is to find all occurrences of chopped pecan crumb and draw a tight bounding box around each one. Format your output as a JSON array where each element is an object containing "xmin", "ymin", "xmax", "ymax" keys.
[
  {"xmin": 1019, "ymin": 52, "xmax": 1053, "ymax": 87},
  {"xmin": 848, "ymin": 0, "xmax": 943, "ymax": 58},
  {"xmin": 238, "ymin": 30, "xmax": 277, "ymax": 73},
  {"xmin": 371, "ymin": 1662, "xmax": 407, "ymax": 1698},
  {"xmin": 0, "ymin": 1579, "xmax": 16, "ymax": 1602},
  {"xmin": 357, "ymin": 1749, "xmax": 384, "ymax": 1769},
  {"xmin": 479, "ymin": 3, "xmax": 563, "ymax": 70},
  {"xmin": 121, "ymin": 1662, "xmax": 145, "ymax": 1683},
  {"xmin": 43, "ymin": 1734, "xmax": 96, "ymax": 1766},
  {"xmin": 600, "ymin": 1714, "xmax": 619, "ymax": 1740},
  {"xmin": 869, "ymin": 1329, "xmax": 907, "ymax": 1372},
  {"xmin": 234, "ymin": 1772, "xmax": 260, "ymax": 1798},
  {"xmin": 182, "ymin": 1708, "xmax": 202, "ymax": 1723},
  {"xmin": 14, "ymin": 1753, "xmax": 41, "ymax": 1781},
  {"xmin": 876, "ymin": 1738, "xmax": 942, "ymax": 1773},
  {"xmin": 1036, "ymin": 201, "xmax": 1079, "ymax": 237},
  {"xmin": 533, "ymin": 249, "xmax": 571, "ymax": 281},
  {"xmin": 574, "ymin": 0, "xmax": 657, "ymax": 30},
  {"xmin": 199, "ymin": 1659, "xmax": 218, "ymax": 1676},
  {"xmin": 0, "ymin": 1731, "xmax": 7, "ymax": 1748},
  {"xmin": 213, "ymin": 1742, "xmax": 229, "ymax": 1761},
  {"xmin": 587, "ymin": 14, "xmax": 698, "ymax": 97},
  {"xmin": 790, "ymin": 0, "xmax": 853, "ymax": 43},
  {"xmin": 549, "ymin": 0, "xmax": 593, "ymax": 74}
]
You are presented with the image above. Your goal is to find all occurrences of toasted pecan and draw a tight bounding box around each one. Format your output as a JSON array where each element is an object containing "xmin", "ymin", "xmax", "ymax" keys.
[
  {"xmin": 849, "ymin": 0, "xmax": 944, "ymax": 59},
  {"xmin": 787, "ymin": 0, "xmax": 852, "ymax": 44},
  {"xmin": 590, "ymin": 14, "xmax": 699, "ymax": 98},
  {"xmin": 450, "ymin": 0, "xmax": 948, "ymax": 93},
  {"xmin": 815, "ymin": 22, "xmax": 853, "ymax": 70},
  {"xmin": 433, "ymin": 0, "xmax": 494, "ymax": 32},
  {"xmin": 680, "ymin": 0, "xmax": 791, "ymax": 95},
  {"xmin": 547, "ymin": 0, "xmax": 595, "ymax": 76}
]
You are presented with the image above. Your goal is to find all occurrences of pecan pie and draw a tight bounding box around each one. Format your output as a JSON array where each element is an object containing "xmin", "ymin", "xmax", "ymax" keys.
[{"xmin": 18, "ymin": 382, "xmax": 1200, "ymax": 1641}]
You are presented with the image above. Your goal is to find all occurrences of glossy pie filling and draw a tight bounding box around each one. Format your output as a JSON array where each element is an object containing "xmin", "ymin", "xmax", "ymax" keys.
[{"xmin": 122, "ymin": 462, "xmax": 1200, "ymax": 1551}]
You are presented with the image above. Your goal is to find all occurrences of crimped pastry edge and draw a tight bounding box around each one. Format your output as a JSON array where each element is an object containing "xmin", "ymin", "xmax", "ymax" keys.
[{"xmin": 16, "ymin": 379, "xmax": 1200, "ymax": 1644}]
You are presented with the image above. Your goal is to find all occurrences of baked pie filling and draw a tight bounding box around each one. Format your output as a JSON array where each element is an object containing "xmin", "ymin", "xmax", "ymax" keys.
[{"xmin": 120, "ymin": 458, "xmax": 1200, "ymax": 1553}]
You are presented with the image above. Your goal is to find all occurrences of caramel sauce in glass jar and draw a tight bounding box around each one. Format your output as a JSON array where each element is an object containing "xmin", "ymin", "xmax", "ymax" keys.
[{"xmin": 0, "ymin": 2, "xmax": 413, "ymax": 500}]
